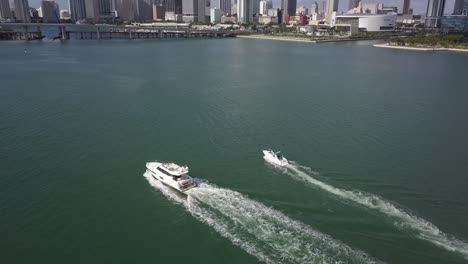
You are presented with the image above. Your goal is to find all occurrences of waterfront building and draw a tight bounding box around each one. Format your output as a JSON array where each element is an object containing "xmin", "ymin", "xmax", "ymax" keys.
[
  {"xmin": 166, "ymin": 0, "xmax": 183, "ymax": 14},
  {"xmin": 258, "ymin": 15, "xmax": 277, "ymax": 24},
  {"xmin": 114, "ymin": 0, "xmax": 151, "ymax": 21},
  {"xmin": 335, "ymin": 13, "xmax": 396, "ymax": 32},
  {"xmin": 210, "ymin": 7, "xmax": 221, "ymax": 23},
  {"xmin": 41, "ymin": 0, "xmax": 60, "ymax": 22},
  {"xmin": 348, "ymin": 0, "xmax": 358, "ymax": 10},
  {"xmin": 114, "ymin": 0, "xmax": 136, "ymax": 21},
  {"xmin": 325, "ymin": 0, "xmax": 338, "ymax": 24},
  {"xmin": 153, "ymin": 0, "xmax": 165, "ymax": 20},
  {"xmin": 60, "ymin": 9, "xmax": 70, "ymax": 19},
  {"xmin": 285, "ymin": 14, "xmax": 307, "ymax": 25},
  {"xmin": 199, "ymin": 0, "xmax": 208, "ymax": 23},
  {"xmin": 137, "ymin": 0, "xmax": 153, "ymax": 21},
  {"xmin": 182, "ymin": 0, "xmax": 198, "ymax": 22},
  {"xmin": 99, "ymin": 0, "xmax": 112, "ymax": 17},
  {"xmin": 251, "ymin": 0, "xmax": 260, "ymax": 16},
  {"xmin": 29, "ymin": 7, "xmax": 39, "ymax": 18},
  {"xmin": 84, "ymin": 0, "xmax": 112, "ymax": 21},
  {"xmin": 14, "ymin": 0, "xmax": 31, "ymax": 22},
  {"xmin": 453, "ymin": 0, "xmax": 468, "ymax": 15},
  {"xmin": 259, "ymin": 0, "xmax": 271, "ymax": 15},
  {"xmin": 441, "ymin": 0, "xmax": 468, "ymax": 32},
  {"xmin": 381, "ymin": 6, "xmax": 397, "ymax": 14},
  {"xmin": 441, "ymin": 14, "xmax": 468, "ymax": 32},
  {"xmin": 69, "ymin": 0, "xmax": 86, "ymax": 22},
  {"xmin": 281, "ymin": 0, "xmax": 296, "ymax": 23},
  {"xmin": 165, "ymin": 11, "xmax": 183, "ymax": 21},
  {"xmin": 220, "ymin": 0, "xmax": 231, "ymax": 15},
  {"xmin": 297, "ymin": 6, "xmax": 308, "ymax": 15},
  {"xmin": 425, "ymin": 0, "xmax": 446, "ymax": 27},
  {"xmin": 347, "ymin": 2, "xmax": 383, "ymax": 15},
  {"xmin": 237, "ymin": 0, "xmax": 250, "ymax": 23},
  {"xmin": 220, "ymin": 14, "xmax": 236, "ymax": 22},
  {"xmin": 0, "ymin": 0, "xmax": 12, "ymax": 19},
  {"xmin": 402, "ymin": 0, "xmax": 410, "ymax": 14}
]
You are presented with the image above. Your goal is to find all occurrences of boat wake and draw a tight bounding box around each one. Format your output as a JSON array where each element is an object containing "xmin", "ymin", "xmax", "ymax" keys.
[
  {"xmin": 143, "ymin": 171, "xmax": 377, "ymax": 264},
  {"xmin": 284, "ymin": 162, "xmax": 468, "ymax": 260}
]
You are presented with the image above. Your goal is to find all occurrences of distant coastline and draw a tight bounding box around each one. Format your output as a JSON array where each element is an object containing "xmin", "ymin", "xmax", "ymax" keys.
[{"xmin": 373, "ymin": 43, "xmax": 468, "ymax": 52}]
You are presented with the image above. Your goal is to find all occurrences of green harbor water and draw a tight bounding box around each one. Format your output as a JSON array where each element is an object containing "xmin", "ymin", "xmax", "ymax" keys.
[{"xmin": 1, "ymin": 39, "xmax": 468, "ymax": 264}]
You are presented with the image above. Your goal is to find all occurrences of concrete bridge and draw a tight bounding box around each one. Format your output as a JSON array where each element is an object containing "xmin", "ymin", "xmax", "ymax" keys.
[{"xmin": 0, "ymin": 23, "xmax": 240, "ymax": 40}]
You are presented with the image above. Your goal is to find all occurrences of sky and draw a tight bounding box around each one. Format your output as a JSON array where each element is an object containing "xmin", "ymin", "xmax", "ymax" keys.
[{"xmin": 24, "ymin": 0, "xmax": 457, "ymax": 16}]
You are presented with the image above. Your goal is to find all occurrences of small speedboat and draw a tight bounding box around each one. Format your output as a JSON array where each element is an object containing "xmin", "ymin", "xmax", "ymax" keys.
[
  {"xmin": 262, "ymin": 149, "xmax": 289, "ymax": 166},
  {"xmin": 146, "ymin": 162, "xmax": 196, "ymax": 192}
]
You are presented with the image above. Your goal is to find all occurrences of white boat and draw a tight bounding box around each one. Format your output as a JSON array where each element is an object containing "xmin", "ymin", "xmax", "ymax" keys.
[
  {"xmin": 146, "ymin": 162, "xmax": 196, "ymax": 192},
  {"xmin": 262, "ymin": 149, "xmax": 289, "ymax": 166}
]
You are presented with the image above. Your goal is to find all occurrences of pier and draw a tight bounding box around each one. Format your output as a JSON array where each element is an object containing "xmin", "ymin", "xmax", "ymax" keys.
[{"xmin": 0, "ymin": 23, "xmax": 239, "ymax": 40}]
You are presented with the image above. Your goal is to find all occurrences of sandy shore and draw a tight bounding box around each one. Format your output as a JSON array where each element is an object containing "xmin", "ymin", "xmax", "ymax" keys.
[
  {"xmin": 373, "ymin": 43, "xmax": 468, "ymax": 52},
  {"xmin": 237, "ymin": 35, "xmax": 316, "ymax": 43}
]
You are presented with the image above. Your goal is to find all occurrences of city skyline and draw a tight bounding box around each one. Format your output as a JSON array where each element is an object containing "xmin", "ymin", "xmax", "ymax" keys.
[
  {"xmin": 21, "ymin": 0, "xmax": 458, "ymax": 15},
  {"xmin": 1, "ymin": 0, "xmax": 461, "ymax": 19}
]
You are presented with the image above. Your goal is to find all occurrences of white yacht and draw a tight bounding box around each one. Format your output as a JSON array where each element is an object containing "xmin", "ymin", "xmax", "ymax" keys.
[
  {"xmin": 262, "ymin": 149, "xmax": 289, "ymax": 167},
  {"xmin": 146, "ymin": 162, "xmax": 196, "ymax": 192}
]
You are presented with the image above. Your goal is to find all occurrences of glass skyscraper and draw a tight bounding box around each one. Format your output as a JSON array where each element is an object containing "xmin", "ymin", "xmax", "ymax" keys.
[{"xmin": 441, "ymin": 0, "xmax": 468, "ymax": 32}]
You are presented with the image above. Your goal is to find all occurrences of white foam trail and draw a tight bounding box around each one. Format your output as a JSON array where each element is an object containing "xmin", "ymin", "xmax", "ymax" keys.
[
  {"xmin": 285, "ymin": 163, "xmax": 468, "ymax": 260},
  {"xmin": 143, "ymin": 171, "xmax": 377, "ymax": 264}
]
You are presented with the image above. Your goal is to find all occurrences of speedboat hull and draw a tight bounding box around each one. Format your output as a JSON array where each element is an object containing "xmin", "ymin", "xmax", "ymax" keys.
[{"xmin": 262, "ymin": 150, "xmax": 289, "ymax": 167}]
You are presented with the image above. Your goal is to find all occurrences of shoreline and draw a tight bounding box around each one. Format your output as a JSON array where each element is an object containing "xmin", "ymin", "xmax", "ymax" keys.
[
  {"xmin": 373, "ymin": 43, "xmax": 468, "ymax": 52},
  {"xmin": 237, "ymin": 35, "xmax": 316, "ymax": 43},
  {"xmin": 238, "ymin": 34, "xmax": 394, "ymax": 43}
]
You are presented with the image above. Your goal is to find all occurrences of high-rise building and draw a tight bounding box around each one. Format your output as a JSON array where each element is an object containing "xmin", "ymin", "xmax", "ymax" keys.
[
  {"xmin": 182, "ymin": 0, "xmax": 198, "ymax": 21},
  {"xmin": 231, "ymin": 3, "xmax": 236, "ymax": 15},
  {"xmin": 137, "ymin": 0, "xmax": 153, "ymax": 20},
  {"xmin": 220, "ymin": 0, "xmax": 231, "ymax": 15},
  {"xmin": 453, "ymin": 0, "xmax": 468, "ymax": 14},
  {"xmin": 297, "ymin": 6, "xmax": 308, "ymax": 15},
  {"xmin": 251, "ymin": 0, "xmax": 259, "ymax": 16},
  {"xmin": 69, "ymin": 0, "xmax": 86, "ymax": 21},
  {"xmin": 237, "ymin": 0, "xmax": 250, "ymax": 23},
  {"xmin": 425, "ymin": 0, "xmax": 446, "ymax": 27},
  {"xmin": 165, "ymin": 0, "xmax": 182, "ymax": 14},
  {"xmin": 29, "ymin": 7, "xmax": 39, "ymax": 18},
  {"xmin": 84, "ymin": 0, "xmax": 98, "ymax": 19},
  {"xmin": 311, "ymin": 1, "xmax": 318, "ymax": 13},
  {"xmin": 0, "ymin": 0, "xmax": 12, "ymax": 19},
  {"xmin": 114, "ymin": 0, "xmax": 150, "ymax": 21},
  {"xmin": 259, "ymin": 0, "xmax": 272, "ymax": 15},
  {"xmin": 152, "ymin": 0, "xmax": 165, "ymax": 20},
  {"xmin": 41, "ymin": 0, "xmax": 60, "ymax": 22},
  {"xmin": 210, "ymin": 7, "xmax": 221, "ymax": 22},
  {"xmin": 426, "ymin": 0, "xmax": 445, "ymax": 17},
  {"xmin": 325, "ymin": 0, "xmax": 338, "ymax": 24},
  {"xmin": 402, "ymin": 0, "xmax": 410, "ymax": 14},
  {"xmin": 197, "ymin": 0, "xmax": 207, "ymax": 22},
  {"xmin": 115, "ymin": 0, "xmax": 137, "ymax": 21},
  {"xmin": 98, "ymin": 0, "xmax": 112, "ymax": 17},
  {"xmin": 14, "ymin": 0, "xmax": 30, "ymax": 22},
  {"xmin": 281, "ymin": 0, "xmax": 296, "ymax": 22},
  {"xmin": 348, "ymin": 0, "xmax": 358, "ymax": 11}
]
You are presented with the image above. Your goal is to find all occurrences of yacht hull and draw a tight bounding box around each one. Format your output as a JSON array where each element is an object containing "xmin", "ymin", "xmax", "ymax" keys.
[{"xmin": 146, "ymin": 162, "xmax": 195, "ymax": 193}]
